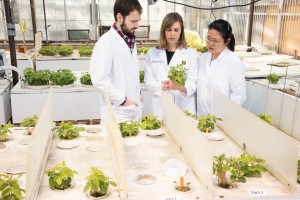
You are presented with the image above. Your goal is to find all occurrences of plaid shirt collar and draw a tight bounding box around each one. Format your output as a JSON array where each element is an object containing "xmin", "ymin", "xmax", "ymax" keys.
[{"xmin": 112, "ymin": 23, "xmax": 135, "ymax": 53}]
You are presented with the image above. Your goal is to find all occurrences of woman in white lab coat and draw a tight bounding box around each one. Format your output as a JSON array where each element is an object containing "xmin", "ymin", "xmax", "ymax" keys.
[
  {"xmin": 167, "ymin": 19, "xmax": 246, "ymax": 117},
  {"xmin": 144, "ymin": 12, "xmax": 198, "ymax": 119}
]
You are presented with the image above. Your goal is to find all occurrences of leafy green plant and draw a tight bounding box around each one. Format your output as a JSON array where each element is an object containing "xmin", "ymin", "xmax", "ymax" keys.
[
  {"xmin": 50, "ymin": 69, "xmax": 77, "ymax": 86},
  {"xmin": 0, "ymin": 124, "xmax": 13, "ymax": 142},
  {"xmin": 257, "ymin": 114, "xmax": 272, "ymax": 125},
  {"xmin": 140, "ymin": 114, "xmax": 161, "ymax": 130},
  {"xmin": 184, "ymin": 110, "xmax": 198, "ymax": 121},
  {"xmin": 23, "ymin": 68, "xmax": 51, "ymax": 86},
  {"xmin": 140, "ymin": 70, "xmax": 145, "ymax": 83},
  {"xmin": 197, "ymin": 45, "xmax": 208, "ymax": 53},
  {"xmin": 266, "ymin": 73, "xmax": 280, "ymax": 84},
  {"xmin": 39, "ymin": 45, "xmax": 57, "ymax": 56},
  {"xmin": 83, "ymin": 167, "xmax": 117, "ymax": 198},
  {"xmin": 19, "ymin": 20, "xmax": 27, "ymax": 52},
  {"xmin": 20, "ymin": 115, "xmax": 38, "ymax": 135},
  {"xmin": 213, "ymin": 153, "xmax": 246, "ymax": 189},
  {"xmin": 78, "ymin": 46, "xmax": 93, "ymax": 57},
  {"xmin": 237, "ymin": 153, "xmax": 267, "ymax": 177},
  {"xmin": 20, "ymin": 115, "xmax": 38, "ymax": 128},
  {"xmin": 0, "ymin": 174, "xmax": 25, "ymax": 200},
  {"xmin": 197, "ymin": 114, "xmax": 222, "ymax": 132},
  {"xmin": 45, "ymin": 161, "xmax": 78, "ymax": 190},
  {"xmin": 167, "ymin": 63, "xmax": 188, "ymax": 86},
  {"xmin": 52, "ymin": 121, "xmax": 85, "ymax": 140},
  {"xmin": 80, "ymin": 72, "xmax": 92, "ymax": 85},
  {"xmin": 58, "ymin": 45, "xmax": 74, "ymax": 57},
  {"xmin": 119, "ymin": 120, "xmax": 139, "ymax": 138},
  {"xmin": 137, "ymin": 46, "xmax": 151, "ymax": 55}
]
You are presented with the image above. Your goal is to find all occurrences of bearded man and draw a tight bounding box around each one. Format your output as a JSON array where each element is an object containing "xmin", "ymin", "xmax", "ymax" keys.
[{"xmin": 90, "ymin": 0, "xmax": 143, "ymax": 123}]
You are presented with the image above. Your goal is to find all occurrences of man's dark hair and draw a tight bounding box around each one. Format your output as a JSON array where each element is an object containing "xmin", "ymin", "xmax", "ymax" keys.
[{"xmin": 113, "ymin": 0, "xmax": 143, "ymax": 21}]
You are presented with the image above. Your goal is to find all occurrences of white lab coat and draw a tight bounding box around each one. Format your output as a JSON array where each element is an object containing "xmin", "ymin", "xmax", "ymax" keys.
[
  {"xmin": 90, "ymin": 27, "xmax": 141, "ymax": 123},
  {"xmin": 144, "ymin": 47, "xmax": 198, "ymax": 119},
  {"xmin": 186, "ymin": 47, "xmax": 246, "ymax": 117}
]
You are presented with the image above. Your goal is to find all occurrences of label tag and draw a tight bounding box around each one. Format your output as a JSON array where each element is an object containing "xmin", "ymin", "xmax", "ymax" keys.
[
  {"xmin": 160, "ymin": 196, "xmax": 180, "ymax": 200},
  {"xmin": 248, "ymin": 190, "xmax": 266, "ymax": 196}
]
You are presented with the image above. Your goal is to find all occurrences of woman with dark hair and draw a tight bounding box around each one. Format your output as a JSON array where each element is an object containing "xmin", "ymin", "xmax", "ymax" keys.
[
  {"xmin": 167, "ymin": 19, "xmax": 246, "ymax": 117},
  {"xmin": 144, "ymin": 12, "xmax": 198, "ymax": 119}
]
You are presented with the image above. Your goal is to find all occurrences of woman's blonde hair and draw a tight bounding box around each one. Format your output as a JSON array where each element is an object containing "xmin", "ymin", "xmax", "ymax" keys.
[{"xmin": 157, "ymin": 12, "xmax": 187, "ymax": 49}]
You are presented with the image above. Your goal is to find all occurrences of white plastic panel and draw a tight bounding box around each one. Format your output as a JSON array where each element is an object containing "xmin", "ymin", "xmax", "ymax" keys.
[
  {"xmin": 161, "ymin": 91, "xmax": 213, "ymax": 195},
  {"xmin": 212, "ymin": 90, "xmax": 298, "ymax": 192}
]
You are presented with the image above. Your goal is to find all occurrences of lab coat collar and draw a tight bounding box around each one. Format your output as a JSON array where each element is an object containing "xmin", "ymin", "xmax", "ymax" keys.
[{"xmin": 208, "ymin": 47, "xmax": 230, "ymax": 61}]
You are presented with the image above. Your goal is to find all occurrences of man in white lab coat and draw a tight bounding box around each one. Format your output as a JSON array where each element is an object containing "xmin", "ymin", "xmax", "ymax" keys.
[{"xmin": 90, "ymin": 0, "xmax": 142, "ymax": 123}]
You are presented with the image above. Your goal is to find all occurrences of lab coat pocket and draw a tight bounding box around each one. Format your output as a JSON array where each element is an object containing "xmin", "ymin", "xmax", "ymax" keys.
[{"xmin": 112, "ymin": 104, "xmax": 139, "ymax": 122}]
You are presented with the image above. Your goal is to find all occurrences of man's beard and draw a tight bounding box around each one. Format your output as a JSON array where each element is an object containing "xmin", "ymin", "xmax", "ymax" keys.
[{"xmin": 120, "ymin": 21, "xmax": 136, "ymax": 37}]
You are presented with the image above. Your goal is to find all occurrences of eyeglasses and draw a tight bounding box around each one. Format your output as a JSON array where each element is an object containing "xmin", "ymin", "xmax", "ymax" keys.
[{"xmin": 205, "ymin": 36, "xmax": 223, "ymax": 45}]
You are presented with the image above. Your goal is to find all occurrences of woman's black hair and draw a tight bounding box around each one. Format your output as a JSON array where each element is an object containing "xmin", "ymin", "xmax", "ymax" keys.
[{"xmin": 208, "ymin": 19, "xmax": 235, "ymax": 51}]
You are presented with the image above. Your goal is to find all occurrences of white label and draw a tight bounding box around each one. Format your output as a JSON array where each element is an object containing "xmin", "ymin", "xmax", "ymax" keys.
[
  {"xmin": 160, "ymin": 196, "xmax": 180, "ymax": 200},
  {"xmin": 248, "ymin": 190, "xmax": 266, "ymax": 196}
]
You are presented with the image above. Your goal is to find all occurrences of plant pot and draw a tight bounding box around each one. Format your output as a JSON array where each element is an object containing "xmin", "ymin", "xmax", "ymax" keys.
[
  {"xmin": 200, "ymin": 128, "xmax": 212, "ymax": 133},
  {"xmin": 173, "ymin": 184, "xmax": 193, "ymax": 193},
  {"xmin": 0, "ymin": 135, "xmax": 10, "ymax": 142},
  {"xmin": 217, "ymin": 171, "xmax": 236, "ymax": 189},
  {"xmin": 25, "ymin": 127, "xmax": 35, "ymax": 135},
  {"xmin": 86, "ymin": 188, "xmax": 112, "ymax": 199},
  {"xmin": 16, "ymin": 47, "xmax": 26, "ymax": 53},
  {"xmin": 50, "ymin": 177, "xmax": 74, "ymax": 190}
]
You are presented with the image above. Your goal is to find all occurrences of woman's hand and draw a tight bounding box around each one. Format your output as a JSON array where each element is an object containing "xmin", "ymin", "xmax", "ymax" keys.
[{"xmin": 162, "ymin": 80, "xmax": 187, "ymax": 93}]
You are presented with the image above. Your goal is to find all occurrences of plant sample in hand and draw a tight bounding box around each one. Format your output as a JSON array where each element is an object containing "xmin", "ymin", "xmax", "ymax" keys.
[{"xmin": 167, "ymin": 63, "xmax": 188, "ymax": 86}]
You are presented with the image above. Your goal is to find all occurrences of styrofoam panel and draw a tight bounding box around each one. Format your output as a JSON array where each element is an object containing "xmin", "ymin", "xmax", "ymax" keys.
[
  {"xmin": 243, "ymin": 81, "xmax": 267, "ymax": 114},
  {"xmin": 161, "ymin": 91, "xmax": 214, "ymax": 196},
  {"xmin": 27, "ymin": 89, "xmax": 54, "ymax": 200},
  {"xmin": 212, "ymin": 90, "xmax": 298, "ymax": 192}
]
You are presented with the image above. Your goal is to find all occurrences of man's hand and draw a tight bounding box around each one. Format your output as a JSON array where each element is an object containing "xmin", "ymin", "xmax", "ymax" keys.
[{"xmin": 123, "ymin": 99, "xmax": 138, "ymax": 106}]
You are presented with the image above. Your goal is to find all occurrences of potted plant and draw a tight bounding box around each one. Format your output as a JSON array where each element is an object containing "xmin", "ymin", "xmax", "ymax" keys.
[
  {"xmin": 78, "ymin": 46, "xmax": 93, "ymax": 57},
  {"xmin": 52, "ymin": 121, "xmax": 85, "ymax": 140},
  {"xmin": 83, "ymin": 167, "xmax": 117, "ymax": 199},
  {"xmin": 266, "ymin": 73, "xmax": 280, "ymax": 84},
  {"xmin": 58, "ymin": 45, "xmax": 74, "ymax": 57},
  {"xmin": 167, "ymin": 63, "xmax": 188, "ymax": 86},
  {"xmin": 20, "ymin": 115, "xmax": 38, "ymax": 135},
  {"xmin": 0, "ymin": 124, "xmax": 14, "ymax": 142},
  {"xmin": 137, "ymin": 46, "xmax": 151, "ymax": 55},
  {"xmin": 23, "ymin": 68, "xmax": 51, "ymax": 88},
  {"xmin": 0, "ymin": 173, "xmax": 25, "ymax": 200},
  {"xmin": 119, "ymin": 120, "xmax": 139, "ymax": 138},
  {"xmin": 173, "ymin": 177, "xmax": 191, "ymax": 193},
  {"xmin": 257, "ymin": 114, "xmax": 272, "ymax": 125},
  {"xmin": 139, "ymin": 70, "xmax": 144, "ymax": 83},
  {"xmin": 18, "ymin": 20, "xmax": 27, "ymax": 53},
  {"xmin": 80, "ymin": 72, "xmax": 93, "ymax": 87},
  {"xmin": 237, "ymin": 153, "xmax": 267, "ymax": 177},
  {"xmin": 213, "ymin": 153, "xmax": 246, "ymax": 189},
  {"xmin": 39, "ymin": 45, "xmax": 57, "ymax": 56},
  {"xmin": 45, "ymin": 161, "xmax": 78, "ymax": 190},
  {"xmin": 50, "ymin": 69, "xmax": 77, "ymax": 87},
  {"xmin": 184, "ymin": 110, "xmax": 198, "ymax": 121},
  {"xmin": 140, "ymin": 114, "xmax": 161, "ymax": 130},
  {"xmin": 197, "ymin": 114, "xmax": 222, "ymax": 133}
]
